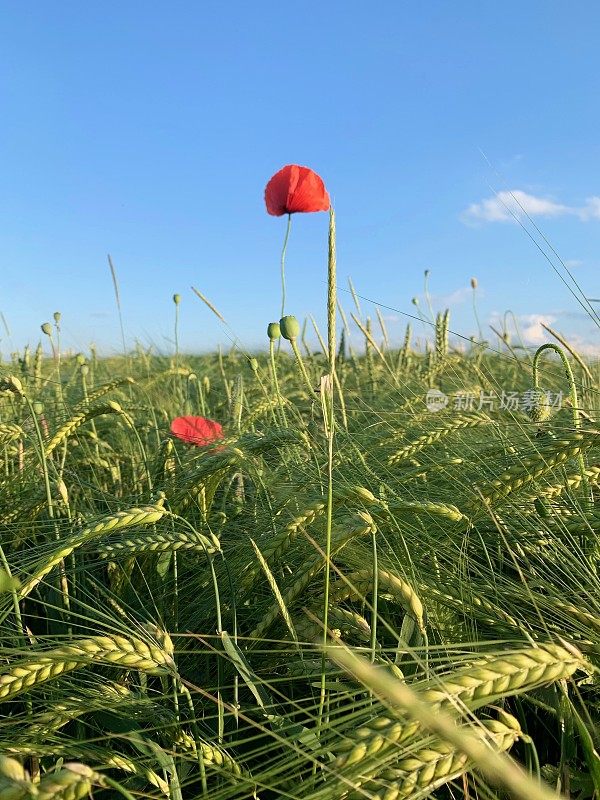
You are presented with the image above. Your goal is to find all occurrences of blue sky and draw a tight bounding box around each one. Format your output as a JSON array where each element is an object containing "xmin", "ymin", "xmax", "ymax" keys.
[{"xmin": 1, "ymin": 1, "xmax": 599, "ymax": 356}]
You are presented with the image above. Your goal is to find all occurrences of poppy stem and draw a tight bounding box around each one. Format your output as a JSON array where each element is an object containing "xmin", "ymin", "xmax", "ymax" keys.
[{"xmin": 279, "ymin": 213, "xmax": 292, "ymax": 320}]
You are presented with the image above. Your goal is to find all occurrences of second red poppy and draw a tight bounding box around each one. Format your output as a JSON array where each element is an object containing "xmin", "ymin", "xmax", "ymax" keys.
[{"xmin": 170, "ymin": 416, "xmax": 224, "ymax": 447}]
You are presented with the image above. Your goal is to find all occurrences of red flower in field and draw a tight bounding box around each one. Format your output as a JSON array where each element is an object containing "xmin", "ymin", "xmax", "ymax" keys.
[
  {"xmin": 170, "ymin": 416, "xmax": 224, "ymax": 447},
  {"xmin": 265, "ymin": 165, "xmax": 330, "ymax": 216}
]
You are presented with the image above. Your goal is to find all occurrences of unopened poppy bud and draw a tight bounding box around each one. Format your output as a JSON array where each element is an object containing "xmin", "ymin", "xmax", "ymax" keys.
[
  {"xmin": 41, "ymin": 322, "xmax": 52, "ymax": 336},
  {"xmin": 249, "ymin": 357, "xmax": 259, "ymax": 373},
  {"xmin": 267, "ymin": 322, "xmax": 281, "ymax": 341},
  {"xmin": 173, "ymin": 293, "xmax": 181, "ymax": 305},
  {"xmin": 32, "ymin": 401, "xmax": 44, "ymax": 415},
  {"xmin": 202, "ymin": 375, "xmax": 210, "ymax": 394},
  {"xmin": 279, "ymin": 315, "xmax": 300, "ymax": 341},
  {"xmin": 411, "ymin": 297, "xmax": 419, "ymax": 306},
  {"xmin": 53, "ymin": 311, "xmax": 61, "ymax": 324},
  {"xmin": 470, "ymin": 277, "xmax": 478, "ymax": 290},
  {"xmin": 80, "ymin": 364, "xmax": 89, "ymax": 376}
]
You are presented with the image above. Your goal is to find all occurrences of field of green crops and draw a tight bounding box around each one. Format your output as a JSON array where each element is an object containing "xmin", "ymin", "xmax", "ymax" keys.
[{"xmin": 0, "ymin": 293, "xmax": 599, "ymax": 799}]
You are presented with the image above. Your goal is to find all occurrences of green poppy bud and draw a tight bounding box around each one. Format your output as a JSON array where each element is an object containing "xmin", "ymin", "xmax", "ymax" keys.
[
  {"xmin": 173, "ymin": 293, "xmax": 181, "ymax": 305},
  {"xmin": 267, "ymin": 322, "xmax": 281, "ymax": 341},
  {"xmin": 41, "ymin": 322, "xmax": 52, "ymax": 336},
  {"xmin": 53, "ymin": 311, "xmax": 61, "ymax": 324},
  {"xmin": 32, "ymin": 401, "xmax": 44, "ymax": 415},
  {"xmin": 80, "ymin": 364, "xmax": 89, "ymax": 377},
  {"xmin": 279, "ymin": 315, "xmax": 300, "ymax": 341}
]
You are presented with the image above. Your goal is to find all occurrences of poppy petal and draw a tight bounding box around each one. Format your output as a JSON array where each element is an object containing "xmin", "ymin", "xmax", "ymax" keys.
[
  {"xmin": 170, "ymin": 416, "xmax": 224, "ymax": 447},
  {"xmin": 287, "ymin": 168, "xmax": 330, "ymax": 214}
]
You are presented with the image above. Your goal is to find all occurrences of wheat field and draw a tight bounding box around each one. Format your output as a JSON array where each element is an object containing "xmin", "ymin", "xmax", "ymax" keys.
[{"xmin": 0, "ymin": 300, "xmax": 598, "ymax": 800}]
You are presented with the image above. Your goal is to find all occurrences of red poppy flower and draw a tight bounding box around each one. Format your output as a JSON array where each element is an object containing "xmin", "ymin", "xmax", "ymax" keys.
[
  {"xmin": 170, "ymin": 416, "xmax": 224, "ymax": 447},
  {"xmin": 265, "ymin": 165, "xmax": 330, "ymax": 216}
]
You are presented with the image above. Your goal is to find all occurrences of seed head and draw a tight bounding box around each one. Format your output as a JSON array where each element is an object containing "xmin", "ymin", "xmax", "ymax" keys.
[
  {"xmin": 76, "ymin": 353, "xmax": 86, "ymax": 366},
  {"xmin": 32, "ymin": 401, "xmax": 44, "ymax": 415},
  {"xmin": 53, "ymin": 311, "xmax": 61, "ymax": 324},
  {"xmin": 249, "ymin": 357, "xmax": 259, "ymax": 373},
  {"xmin": 279, "ymin": 315, "xmax": 300, "ymax": 341},
  {"xmin": 173, "ymin": 293, "xmax": 181, "ymax": 305},
  {"xmin": 267, "ymin": 322, "xmax": 281, "ymax": 341},
  {"xmin": 41, "ymin": 322, "xmax": 52, "ymax": 336},
  {"xmin": 471, "ymin": 277, "xmax": 478, "ymax": 289},
  {"xmin": 80, "ymin": 364, "xmax": 89, "ymax": 377}
]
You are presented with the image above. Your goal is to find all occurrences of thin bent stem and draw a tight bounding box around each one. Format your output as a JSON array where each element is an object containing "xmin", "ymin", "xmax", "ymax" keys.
[
  {"xmin": 532, "ymin": 342, "xmax": 590, "ymax": 507},
  {"xmin": 279, "ymin": 213, "xmax": 292, "ymax": 320}
]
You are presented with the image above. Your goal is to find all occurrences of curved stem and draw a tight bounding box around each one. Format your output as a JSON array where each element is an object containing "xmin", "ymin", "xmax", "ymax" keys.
[
  {"xmin": 532, "ymin": 343, "xmax": 580, "ymax": 424},
  {"xmin": 532, "ymin": 342, "xmax": 590, "ymax": 507}
]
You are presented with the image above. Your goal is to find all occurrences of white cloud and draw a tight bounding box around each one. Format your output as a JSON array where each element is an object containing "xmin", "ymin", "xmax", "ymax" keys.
[
  {"xmin": 433, "ymin": 286, "xmax": 473, "ymax": 306},
  {"xmin": 462, "ymin": 190, "xmax": 600, "ymax": 225},
  {"xmin": 519, "ymin": 314, "xmax": 557, "ymax": 345},
  {"xmin": 565, "ymin": 334, "xmax": 600, "ymax": 357},
  {"xmin": 579, "ymin": 196, "xmax": 600, "ymax": 221},
  {"xmin": 488, "ymin": 311, "xmax": 600, "ymax": 357}
]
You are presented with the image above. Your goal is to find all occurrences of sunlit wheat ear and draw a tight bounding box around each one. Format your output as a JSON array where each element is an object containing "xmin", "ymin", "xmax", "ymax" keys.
[
  {"xmin": 103, "ymin": 754, "xmax": 169, "ymax": 796},
  {"xmin": 96, "ymin": 527, "xmax": 219, "ymax": 558},
  {"xmin": 0, "ymin": 754, "xmax": 30, "ymax": 798},
  {"xmin": 244, "ymin": 485, "xmax": 377, "ymax": 589},
  {"xmin": 473, "ymin": 431, "xmax": 596, "ymax": 510},
  {"xmin": 387, "ymin": 412, "xmax": 493, "ymax": 465},
  {"xmin": 328, "ymin": 569, "xmax": 424, "ymax": 633},
  {"xmin": 44, "ymin": 401, "xmax": 131, "ymax": 455},
  {"xmin": 420, "ymin": 642, "xmax": 584, "ymax": 710},
  {"xmin": 356, "ymin": 713, "xmax": 521, "ymax": 800},
  {"xmin": 334, "ymin": 644, "xmax": 584, "ymax": 774},
  {"xmin": 175, "ymin": 729, "xmax": 253, "ymax": 781},
  {"xmin": 0, "ymin": 634, "xmax": 174, "ymax": 701},
  {"xmin": 248, "ymin": 511, "xmax": 376, "ymax": 640},
  {"xmin": 18, "ymin": 504, "xmax": 165, "ymax": 599},
  {"xmin": 434, "ymin": 308, "xmax": 449, "ymax": 363},
  {"xmin": 541, "ymin": 465, "xmax": 600, "ymax": 499}
]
